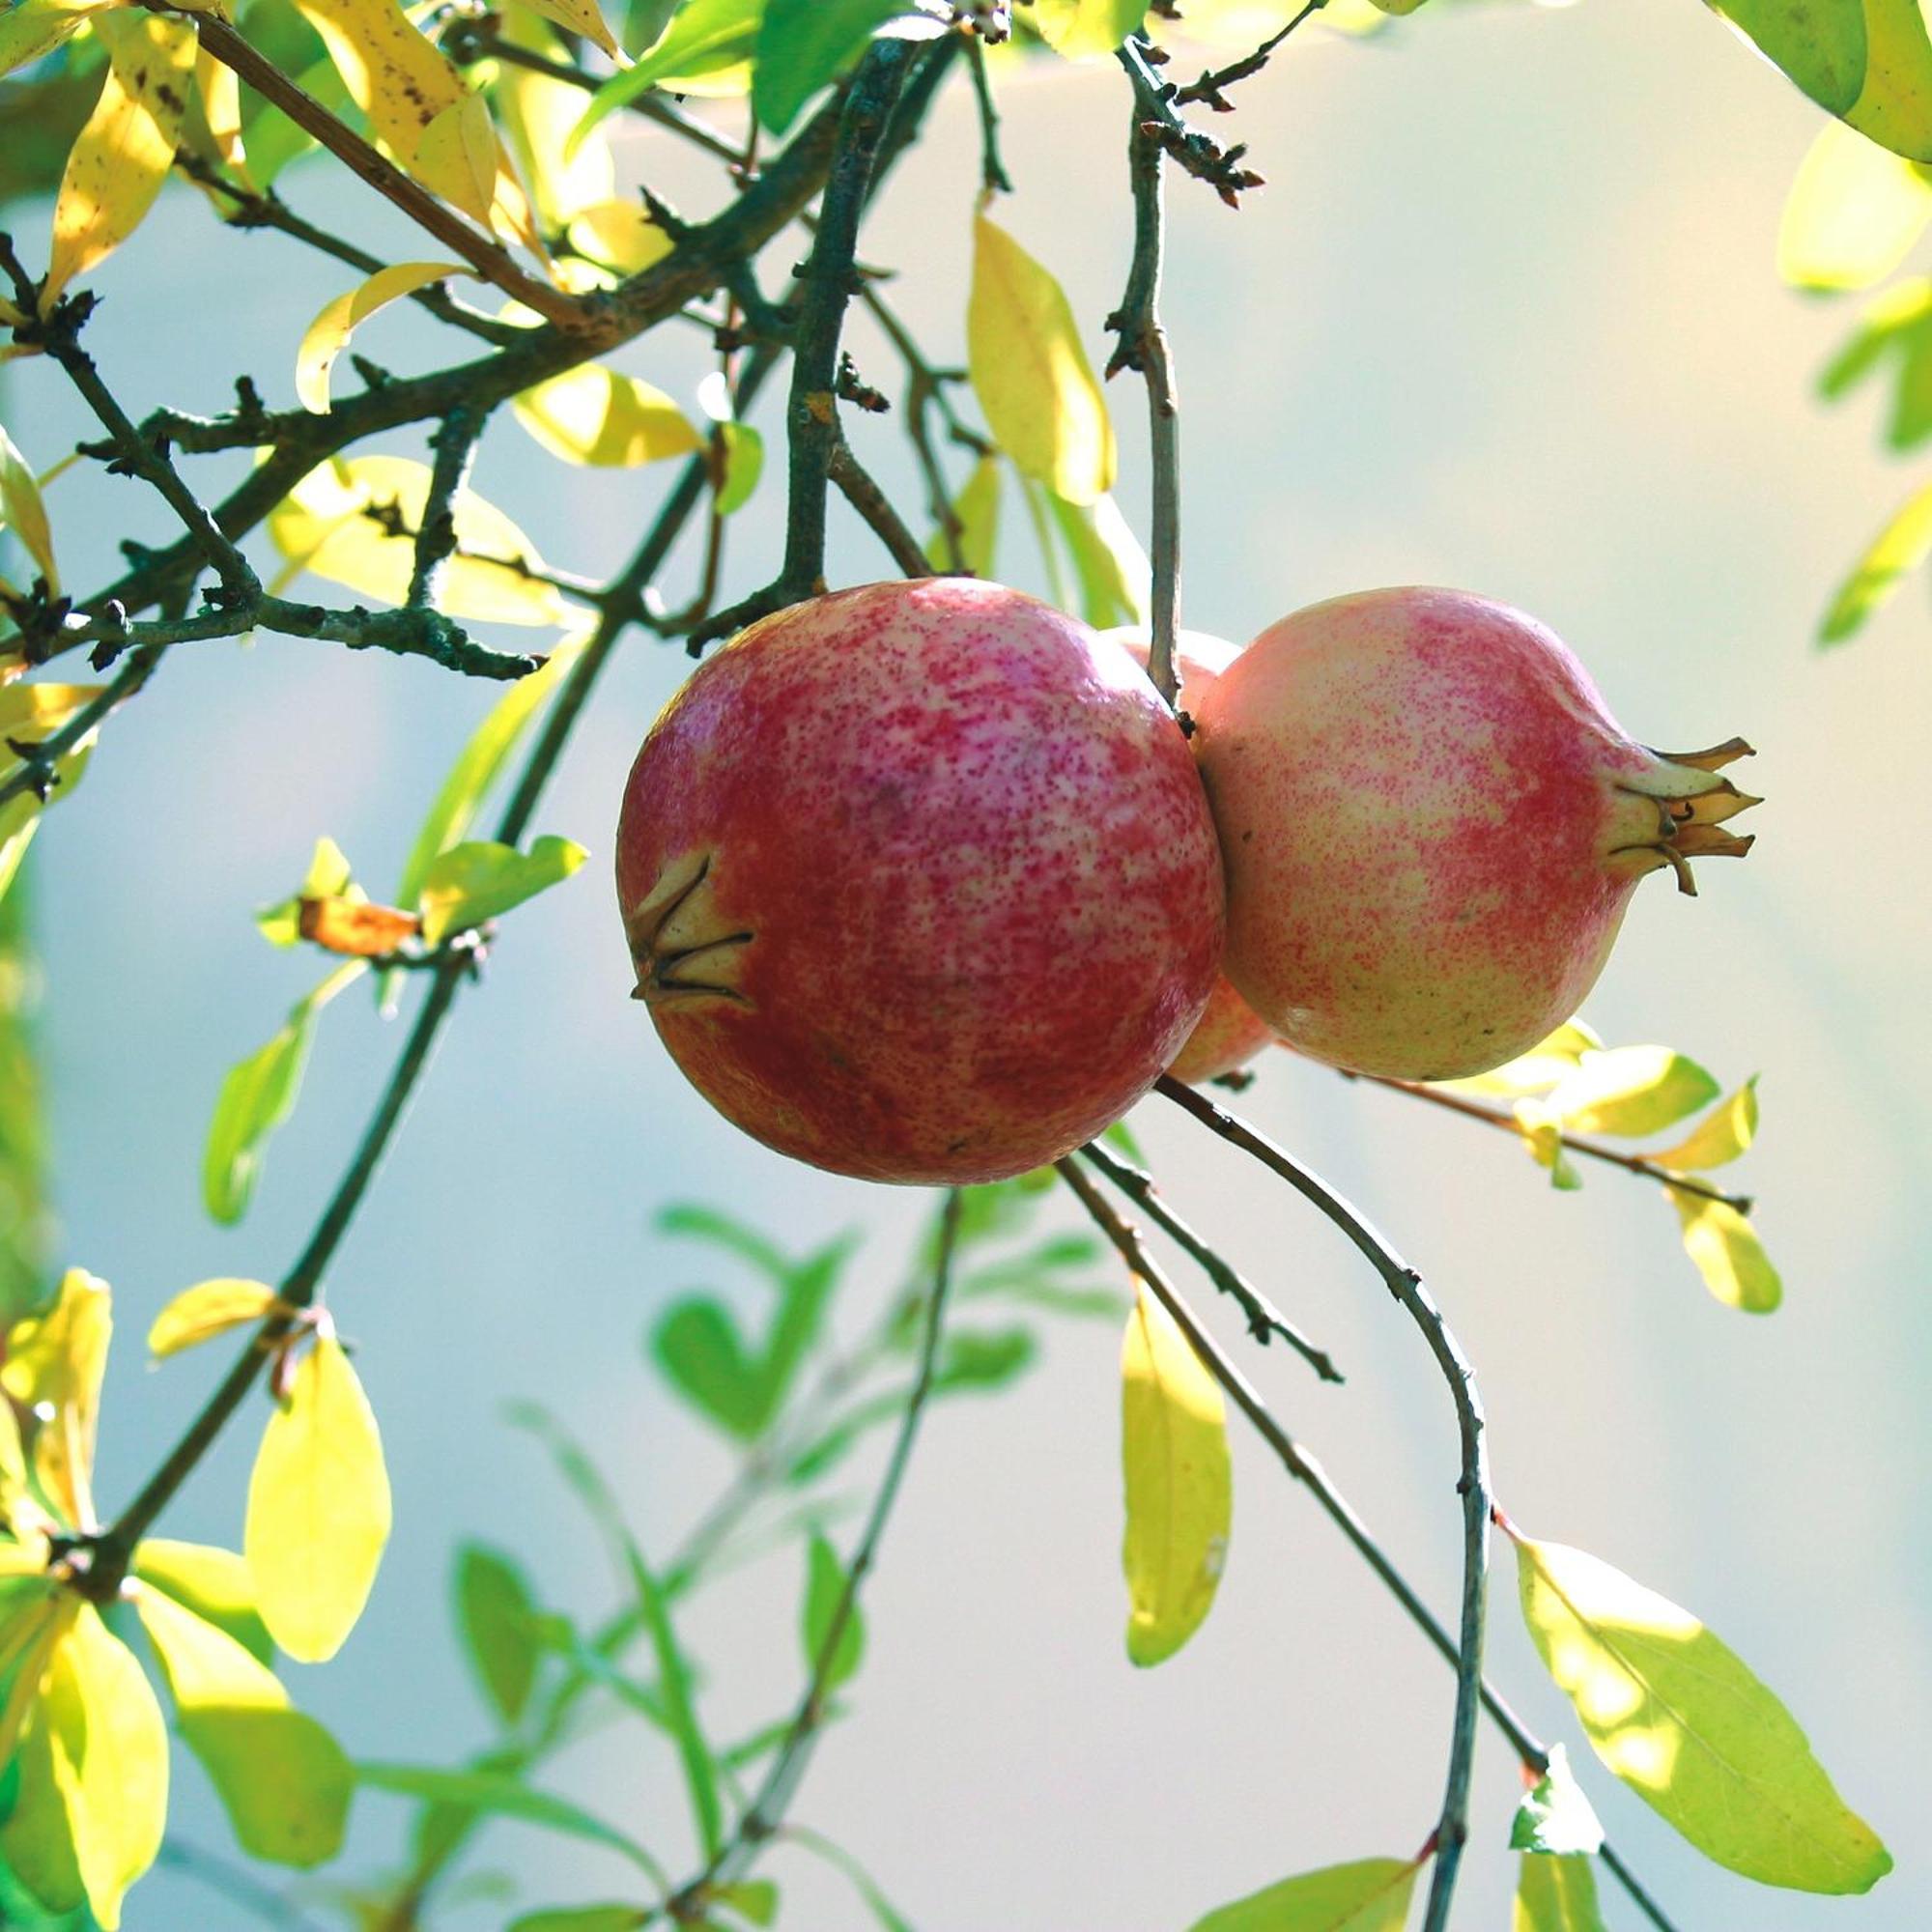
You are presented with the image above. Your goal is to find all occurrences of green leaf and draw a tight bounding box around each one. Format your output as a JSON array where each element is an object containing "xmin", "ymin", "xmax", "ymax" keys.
[
  {"xmin": 508, "ymin": 1405, "xmax": 723, "ymax": 1856},
  {"xmin": 1777, "ymin": 124, "xmax": 1932, "ymax": 291},
  {"xmin": 711, "ymin": 1880, "xmax": 779, "ymax": 1926},
  {"xmin": 508, "ymin": 1910, "xmax": 648, "ymax": 1932},
  {"xmin": 934, "ymin": 1325, "xmax": 1036, "ymax": 1391},
  {"xmin": 801, "ymin": 1531, "xmax": 865, "ymax": 1691},
  {"xmin": 131, "ymin": 1539, "xmax": 273, "ymax": 1665},
  {"xmin": 573, "ymin": 0, "xmax": 764, "ymax": 151},
  {"xmin": 417, "ymin": 835, "xmax": 587, "ymax": 944},
  {"xmin": 651, "ymin": 1299, "xmax": 778, "ymax": 1439},
  {"xmin": 1844, "ymin": 0, "xmax": 1932, "ymax": 164},
  {"xmin": 785, "ymin": 1827, "xmax": 915, "ymax": 1932},
  {"xmin": 203, "ymin": 961, "xmax": 364, "ymax": 1225},
  {"xmin": 147, "ymin": 1278, "xmax": 283, "ymax": 1359},
  {"xmin": 753, "ymin": 0, "xmax": 913, "ymax": 133},
  {"xmin": 357, "ymin": 1763, "xmax": 666, "ymax": 1881},
  {"xmin": 133, "ymin": 1583, "xmax": 351, "ymax": 1869},
  {"xmin": 1187, "ymin": 1855, "xmax": 1420, "ymax": 1932},
  {"xmin": 1820, "ymin": 471, "xmax": 1932, "ymax": 641},
  {"xmin": 1670, "ymin": 1192, "xmax": 1782, "ymax": 1312},
  {"xmin": 1654, "ymin": 1078, "xmax": 1759, "ymax": 1171},
  {"xmin": 1709, "ymin": 0, "xmax": 1866, "ymax": 119},
  {"xmin": 924, "ymin": 451, "xmax": 1001, "ymax": 577},
  {"xmin": 1547, "ymin": 1046, "xmax": 1718, "ymax": 1137},
  {"xmin": 717, "ymin": 422, "xmax": 764, "ymax": 515},
  {"xmin": 1512, "ymin": 1852, "xmax": 1607, "ymax": 1932},
  {"xmin": 1029, "ymin": 0, "xmax": 1149, "ymax": 59},
  {"xmin": 1122, "ymin": 1284, "xmax": 1230, "ymax": 1667},
  {"xmin": 456, "ymin": 1544, "xmax": 544, "ymax": 1725},
  {"xmin": 968, "ymin": 213, "xmax": 1117, "ymax": 505},
  {"xmin": 1514, "ymin": 1532, "xmax": 1890, "ymax": 1890},
  {"xmin": 1045, "ymin": 489, "xmax": 1148, "ymax": 629},
  {"xmin": 1510, "ymin": 1744, "xmax": 1605, "ymax": 1855},
  {"xmin": 1819, "ymin": 277, "xmax": 1932, "ymax": 449}
]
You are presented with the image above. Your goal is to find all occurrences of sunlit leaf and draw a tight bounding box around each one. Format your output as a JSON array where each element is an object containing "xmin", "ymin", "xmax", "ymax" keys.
[
  {"xmin": 257, "ymin": 836, "xmax": 357, "ymax": 947},
  {"xmin": 518, "ymin": 0, "xmax": 621, "ymax": 59},
  {"xmin": 268, "ymin": 454, "xmax": 568, "ymax": 626},
  {"xmin": 40, "ymin": 12, "xmax": 199, "ymax": 313},
  {"xmin": 203, "ymin": 961, "xmax": 365, "ymax": 1225},
  {"xmin": 1514, "ymin": 1531, "xmax": 1889, "ymax": 1890},
  {"xmin": 0, "ymin": 0, "xmax": 102, "ymax": 80},
  {"xmin": 295, "ymin": 261, "xmax": 467, "ymax": 414},
  {"xmin": 1031, "ymin": 0, "xmax": 1149, "ymax": 57},
  {"xmin": 0, "ymin": 423, "xmax": 59, "ymax": 593},
  {"xmin": 2, "ymin": 1266, "xmax": 109, "ymax": 1531},
  {"xmin": 566, "ymin": 199, "xmax": 674, "ymax": 276},
  {"xmin": 1187, "ymin": 1855, "xmax": 1420, "ymax": 1932},
  {"xmin": 1046, "ymin": 488, "xmax": 1147, "ymax": 628},
  {"xmin": 1510, "ymin": 1744, "xmax": 1605, "ymax": 1855},
  {"xmin": 753, "ymin": 0, "xmax": 913, "ymax": 132},
  {"xmin": 456, "ymin": 1544, "xmax": 543, "ymax": 1725},
  {"xmin": 513, "ymin": 366, "xmax": 702, "ymax": 468},
  {"xmin": 1546, "ymin": 1046, "xmax": 1718, "ymax": 1138},
  {"xmin": 498, "ymin": 14, "xmax": 619, "ymax": 233},
  {"xmin": 1777, "ymin": 123, "xmax": 1932, "ymax": 291},
  {"xmin": 801, "ymin": 1530, "xmax": 865, "ymax": 1690},
  {"xmin": 1820, "ymin": 473, "xmax": 1932, "ymax": 642},
  {"xmin": 132, "ymin": 1539, "xmax": 274, "ymax": 1664},
  {"xmin": 134, "ymin": 1583, "xmax": 351, "ymax": 1867},
  {"xmin": 1122, "ymin": 1281, "xmax": 1230, "ymax": 1667},
  {"xmin": 1512, "ymin": 1852, "xmax": 1608, "ymax": 1932},
  {"xmin": 0, "ymin": 876, "xmax": 52, "ymax": 1330},
  {"xmin": 715, "ymin": 421, "xmax": 764, "ymax": 515},
  {"xmin": 969, "ymin": 212, "xmax": 1117, "ymax": 506},
  {"xmin": 0, "ymin": 684, "xmax": 104, "ymax": 912},
  {"xmin": 416, "ymin": 834, "xmax": 586, "ymax": 944},
  {"xmin": 245, "ymin": 1323, "xmax": 392, "ymax": 1662},
  {"xmin": 1511, "ymin": 1101, "xmax": 1583, "ymax": 1190},
  {"xmin": 1709, "ymin": 0, "xmax": 1866, "ymax": 119},
  {"xmin": 1654, "ymin": 1077, "xmax": 1759, "ymax": 1170},
  {"xmin": 1670, "ymin": 1191, "xmax": 1782, "ymax": 1313},
  {"xmin": 0, "ymin": 1576, "xmax": 64, "ymax": 1766},
  {"xmin": 1441, "ymin": 1018, "xmax": 1603, "ymax": 1099},
  {"xmin": 148, "ymin": 1278, "xmax": 284, "ymax": 1358},
  {"xmin": 925, "ymin": 451, "xmax": 1001, "ymax": 576},
  {"xmin": 573, "ymin": 0, "xmax": 764, "ymax": 150},
  {"xmin": 1844, "ymin": 0, "xmax": 1932, "ymax": 164}
]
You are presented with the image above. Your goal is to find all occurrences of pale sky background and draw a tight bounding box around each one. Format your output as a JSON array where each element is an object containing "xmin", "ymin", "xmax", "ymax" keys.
[{"xmin": 7, "ymin": 0, "xmax": 1932, "ymax": 1927}]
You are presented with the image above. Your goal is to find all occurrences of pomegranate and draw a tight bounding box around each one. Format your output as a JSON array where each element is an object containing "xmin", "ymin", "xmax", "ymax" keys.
[
  {"xmin": 1098, "ymin": 626, "xmax": 1278, "ymax": 1086},
  {"xmin": 616, "ymin": 580, "xmax": 1226, "ymax": 1183},
  {"xmin": 1192, "ymin": 587, "xmax": 1758, "ymax": 1081}
]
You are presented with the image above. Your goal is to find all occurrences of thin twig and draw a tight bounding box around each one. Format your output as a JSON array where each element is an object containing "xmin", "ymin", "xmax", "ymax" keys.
[
  {"xmin": 407, "ymin": 406, "xmax": 487, "ymax": 610},
  {"xmin": 664, "ymin": 1190, "xmax": 964, "ymax": 1919},
  {"xmin": 1106, "ymin": 97, "xmax": 1180, "ymax": 707},
  {"xmin": 828, "ymin": 437, "xmax": 932, "ymax": 579},
  {"xmin": 1172, "ymin": 3, "xmax": 1324, "ymax": 111},
  {"xmin": 1077, "ymin": 1139, "xmax": 1342, "ymax": 1382},
  {"xmin": 1054, "ymin": 1158, "xmax": 1680, "ymax": 1932},
  {"xmin": 966, "ymin": 32, "xmax": 1012, "ymax": 194},
  {"xmin": 1154, "ymin": 1077, "xmax": 1489, "ymax": 1932},
  {"xmin": 1351, "ymin": 1068, "xmax": 1755, "ymax": 1213},
  {"xmin": 0, "ymin": 645, "xmax": 161, "ymax": 812},
  {"xmin": 1115, "ymin": 38, "xmax": 1265, "ymax": 210}
]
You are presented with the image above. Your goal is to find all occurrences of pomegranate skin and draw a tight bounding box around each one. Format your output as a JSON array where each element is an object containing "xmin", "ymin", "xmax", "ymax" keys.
[
  {"xmin": 1193, "ymin": 588, "xmax": 1758, "ymax": 1081},
  {"xmin": 617, "ymin": 580, "xmax": 1226, "ymax": 1184},
  {"xmin": 1098, "ymin": 626, "xmax": 1277, "ymax": 1086}
]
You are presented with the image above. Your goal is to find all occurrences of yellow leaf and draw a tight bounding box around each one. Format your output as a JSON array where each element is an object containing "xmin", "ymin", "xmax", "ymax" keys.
[
  {"xmin": 268, "ymin": 454, "xmax": 567, "ymax": 625},
  {"xmin": 1846, "ymin": 0, "xmax": 1932, "ymax": 165},
  {"xmin": 1514, "ymin": 1532, "xmax": 1889, "ymax": 1892},
  {"xmin": 516, "ymin": 0, "xmax": 620, "ymax": 60},
  {"xmin": 1513, "ymin": 1852, "xmax": 1607, "ymax": 1932},
  {"xmin": 1441, "ymin": 1017, "xmax": 1604, "ymax": 1099},
  {"xmin": 497, "ymin": 25, "xmax": 618, "ymax": 231},
  {"xmin": 968, "ymin": 211, "xmax": 1116, "ymax": 506},
  {"xmin": 0, "ymin": 1581, "xmax": 66, "ymax": 1766},
  {"xmin": 133, "ymin": 1538, "xmax": 275, "ymax": 1662},
  {"xmin": 0, "ymin": 0, "xmax": 105, "ymax": 80},
  {"xmin": 1030, "ymin": 0, "xmax": 1149, "ymax": 59},
  {"xmin": 134, "ymin": 1583, "xmax": 352, "ymax": 1867},
  {"xmin": 1777, "ymin": 124, "xmax": 1932, "ymax": 291},
  {"xmin": 245, "ymin": 1324, "xmax": 392, "ymax": 1662},
  {"xmin": 415, "ymin": 90, "xmax": 498, "ymax": 227},
  {"xmin": 1121, "ymin": 1281, "xmax": 1230, "ymax": 1667},
  {"xmin": 1188, "ymin": 1856, "xmax": 1420, "ymax": 1932},
  {"xmin": 30, "ymin": 1605, "xmax": 169, "ymax": 1928},
  {"xmin": 0, "ymin": 1596, "xmax": 83, "ymax": 1915},
  {"xmin": 1545, "ymin": 1045, "xmax": 1718, "ymax": 1138},
  {"xmin": 1670, "ymin": 1191, "xmax": 1782, "ymax": 1313},
  {"xmin": 513, "ymin": 365, "xmax": 702, "ymax": 467},
  {"xmin": 925, "ymin": 451, "xmax": 1001, "ymax": 576},
  {"xmin": 2, "ymin": 1267, "xmax": 110, "ymax": 1531},
  {"xmin": 0, "ymin": 422, "xmax": 59, "ymax": 593},
  {"xmin": 294, "ymin": 261, "xmax": 469, "ymax": 414},
  {"xmin": 293, "ymin": 0, "xmax": 493, "ymax": 223},
  {"xmin": 1820, "ymin": 475, "xmax": 1932, "ymax": 642},
  {"xmin": 41, "ymin": 12, "xmax": 200, "ymax": 314},
  {"xmin": 1654, "ymin": 1077, "xmax": 1759, "ymax": 1171},
  {"xmin": 148, "ymin": 1277, "xmax": 285, "ymax": 1358},
  {"xmin": 566, "ymin": 200, "xmax": 674, "ymax": 277},
  {"xmin": 196, "ymin": 43, "xmax": 246, "ymax": 173}
]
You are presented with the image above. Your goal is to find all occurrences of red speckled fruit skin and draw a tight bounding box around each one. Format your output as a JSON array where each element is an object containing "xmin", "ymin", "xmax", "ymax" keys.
[
  {"xmin": 1193, "ymin": 587, "xmax": 1659, "ymax": 1082},
  {"xmin": 617, "ymin": 580, "xmax": 1225, "ymax": 1184},
  {"xmin": 1099, "ymin": 626, "xmax": 1277, "ymax": 1086}
]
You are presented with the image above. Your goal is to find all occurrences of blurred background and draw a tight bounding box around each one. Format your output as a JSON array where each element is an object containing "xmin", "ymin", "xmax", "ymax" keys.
[{"xmin": 6, "ymin": 0, "xmax": 1930, "ymax": 1924}]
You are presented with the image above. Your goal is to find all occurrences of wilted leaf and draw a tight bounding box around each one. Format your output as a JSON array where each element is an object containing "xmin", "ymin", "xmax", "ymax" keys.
[
  {"xmin": 1122, "ymin": 1282, "xmax": 1230, "ymax": 1667},
  {"xmin": 1187, "ymin": 1855, "xmax": 1420, "ymax": 1932},
  {"xmin": 295, "ymin": 261, "xmax": 467, "ymax": 413},
  {"xmin": 573, "ymin": 0, "xmax": 764, "ymax": 149},
  {"xmin": 2, "ymin": 1266, "xmax": 109, "ymax": 1531},
  {"xmin": 1777, "ymin": 123, "xmax": 1932, "ymax": 291},
  {"xmin": 1514, "ymin": 1531, "xmax": 1889, "ymax": 1890},
  {"xmin": 1510, "ymin": 1744, "xmax": 1605, "ymax": 1855},
  {"xmin": 0, "ymin": 423, "xmax": 58, "ymax": 593},
  {"xmin": 298, "ymin": 895, "xmax": 420, "ymax": 956},
  {"xmin": 1512, "ymin": 1852, "xmax": 1608, "ymax": 1932},
  {"xmin": 1546, "ymin": 1046, "xmax": 1718, "ymax": 1138},
  {"xmin": 1654, "ymin": 1078, "xmax": 1759, "ymax": 1170},
  {"xmin": 245, "ymin": 1324, "xmax": 392, "ymax": 1662},
  {"xmin": 1030, "ymin": 0, "xmax": 1149, "ymax": 58},
  {"xmin": 925, "ymin": 451, "xmax": 1001, "ymax": 576},
  {"xmin": 134, "ymin": 1583, "xmax": 351, "ymax": 1868},
  {"xmin": 132, "ymin": 1539, "xmax": 274, "ymax": 1664},
  {"xmin": 148, "ymin": 1278, "xmax": 284, "ymax": 1358},
  {"xmin": 513, "ymin": 366, "xmax": 702, "ymax": 467},
  {"xmin": 41, "ymin": 12, "xmax": 199, "ymax": 313},
  {"xmin": 1670, "ymin": 1191, "xmax": 1781, "ymax": 1312},
  {"xmin": 416, "ymin": 834, "xmax": 587, "ymax": 943},
  {"xmin": 1045, "ymin": 488, "xmax": 1147, "ymax": 628},
  {"xmin": 1820, "ymin": 473, "xmax": 1932, "ymax": 642},
  {"xmin": 969, "ymin": 212, "xmax": 1116, "ymax": 505},
  {"xmin": 257, "ymin": 835, "xmax": 357, "ymax": 947},
  {"xmin": 456, "ymin": 1544, "xmax": 543, "ymax": 1725},
  {"xmin": 801, "ymin": 1530, "xmax": 864, "ymax": 1690},
  {"xmin": 1709, "ymin": 0, "xmax": 1866, "ymax": 119}
]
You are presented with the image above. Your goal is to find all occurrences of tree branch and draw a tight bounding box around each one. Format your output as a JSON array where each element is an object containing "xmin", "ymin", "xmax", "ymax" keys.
[
  {"xmin": 1154, "ymin": 1076, "xmax": 1489, "ymax": 1932},
  {"xmin": 1115, "ymin": 37, "xmax": 1265, "ymax": 210},
  {"xmin": 407, "ymin": 406, "xmax": 488, "ymax": 611},
  {"xmin": 828, "ymin": 436, "xmax": 932, "ymax": 579}
]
